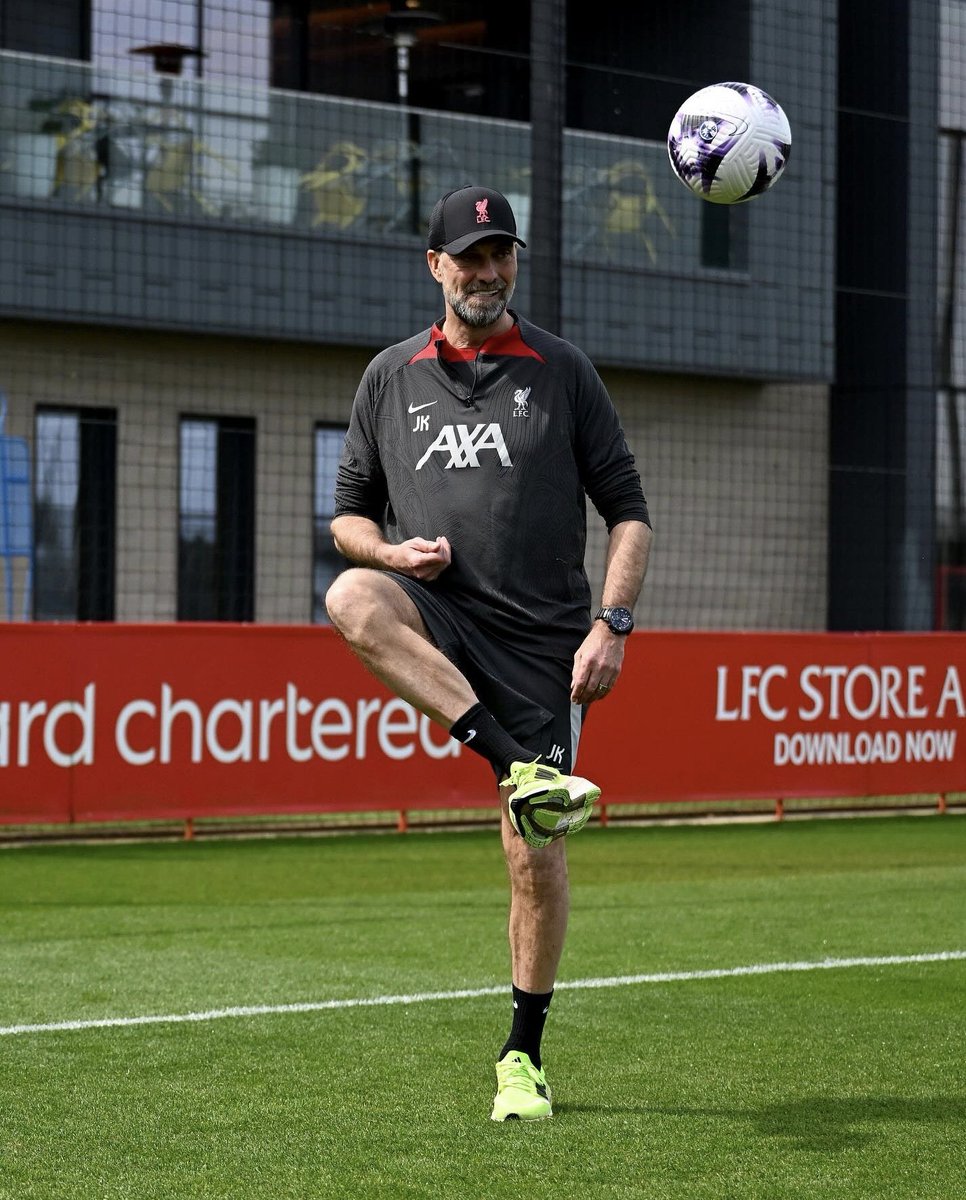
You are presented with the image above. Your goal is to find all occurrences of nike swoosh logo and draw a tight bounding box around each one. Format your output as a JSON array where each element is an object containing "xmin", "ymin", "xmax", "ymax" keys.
[
  {"xmin": 408, "ymin": 400, "xmax": 439, "ymax": 413},
  {"xmin": 464, "ymin": 729, "xmax": 477, "ymax": 743}
]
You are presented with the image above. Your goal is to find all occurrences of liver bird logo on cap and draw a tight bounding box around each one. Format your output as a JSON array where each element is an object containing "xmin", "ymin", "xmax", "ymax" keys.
[{"xmin": 475, "ymin": 198, "xmax": 490, "ymax": 224}]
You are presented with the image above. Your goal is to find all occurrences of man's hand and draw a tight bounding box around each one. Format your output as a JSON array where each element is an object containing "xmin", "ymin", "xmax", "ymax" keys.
[
  {"xmin": 571, "ymin": 621, "xmax": 626, "ymax": 705},
  {"xmin": 330, "ymin": 516, "xmax": 452, "ymax": 581},
  {"xmin": 386, "ymin": 536, "xmax": 453, "ymax": 581}
]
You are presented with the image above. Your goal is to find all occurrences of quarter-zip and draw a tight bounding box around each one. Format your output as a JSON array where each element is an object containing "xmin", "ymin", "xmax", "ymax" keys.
[
  {"xmin": 435, "ymin": 340, "xmax": 479, "ymax": 408},
  {"xmin": 337, "ymin": 310, "xmax": 649, "ymax": 660}
]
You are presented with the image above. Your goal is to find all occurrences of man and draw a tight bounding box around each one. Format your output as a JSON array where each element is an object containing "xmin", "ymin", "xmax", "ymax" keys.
[{"xmin": 325, "ymin": 185, "xmax": 651, "ymax": 1121}]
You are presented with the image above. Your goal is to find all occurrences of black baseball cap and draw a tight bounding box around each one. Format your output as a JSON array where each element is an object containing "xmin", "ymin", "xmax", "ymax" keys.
[{"xmin": 427, "ymin": 186, "xmax": 526, "ymax": 255}]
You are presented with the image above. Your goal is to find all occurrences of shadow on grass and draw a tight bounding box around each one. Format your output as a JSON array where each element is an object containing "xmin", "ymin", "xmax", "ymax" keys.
[
  {"xmin": 644, "ymin": 1096, "xmax": 966, "ymax": 1152},
  {"xmin": 556, "ymin": 1104, "xmax": 655, "ymax": 1117}
]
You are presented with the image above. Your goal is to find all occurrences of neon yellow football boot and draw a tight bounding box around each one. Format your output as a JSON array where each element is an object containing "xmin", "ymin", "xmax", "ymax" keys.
[
  {"xmin": 491, "ymin": 1051, "xmax": 553, "ymax": 1121},
  {"xmin": 502, "ymin": 760, "xmax": 601, "ymax": 848}
]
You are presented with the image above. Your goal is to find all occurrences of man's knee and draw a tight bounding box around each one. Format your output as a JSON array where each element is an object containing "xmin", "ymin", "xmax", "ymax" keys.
[
  {"xmin": 505, "ymin": 832, "xmax": 569, "ymax": 898},
  {"xmin": 325, "ymin": 568, "xmax": 386, "ymax": 638},
  {"xmin": 326, "ymin": 569, "xmax": 427, "ymax": 650}
]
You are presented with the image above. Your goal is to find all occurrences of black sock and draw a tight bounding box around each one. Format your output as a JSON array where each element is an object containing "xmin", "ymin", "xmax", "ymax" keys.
[
  {"xmin": 499, "ymin": 985, "xmax": 554, "ymax": 1069},
  {"xmin": 450, "ymin": 703, "xmax": 534, "ymax": 778}
]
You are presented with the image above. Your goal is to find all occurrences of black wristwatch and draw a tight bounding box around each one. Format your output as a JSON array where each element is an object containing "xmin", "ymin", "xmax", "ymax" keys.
[{"xmin": 595, "ymin": 606, "xmax": 634, "ymax": 635}]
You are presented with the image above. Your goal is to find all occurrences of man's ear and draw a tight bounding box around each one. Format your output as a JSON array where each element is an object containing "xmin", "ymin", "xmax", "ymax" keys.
[{"xmin": 426, "ymin": 249, "xmax": 444, "ymax": 282}]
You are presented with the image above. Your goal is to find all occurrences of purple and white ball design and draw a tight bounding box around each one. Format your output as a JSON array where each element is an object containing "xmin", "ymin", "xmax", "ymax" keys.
[{"xmin": 667, "ymin": 82, "xmax": 791, "ymax": 205}]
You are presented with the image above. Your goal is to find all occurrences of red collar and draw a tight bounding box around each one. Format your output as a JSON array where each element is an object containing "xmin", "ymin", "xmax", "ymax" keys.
[{"xmin": 409, "ymin": 320, "xmax": 545, "ymax": 363}]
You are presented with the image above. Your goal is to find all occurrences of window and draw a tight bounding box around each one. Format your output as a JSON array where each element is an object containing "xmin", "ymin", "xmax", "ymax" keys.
[
  {"xmin": 567, "ymin": 2, "xmax": 750, "ymax": 140},
  {"xmin": 1, "ymin": 0, "xmax": 89, "ymax": 59},
  {"xmin": 269, "ymin": 1, "xmax": 750, "ymax": 137},
  {"xmin": 33, "ymin": 406, "xmax": 116, "ymax": 621},
  {"xmin": 701, "ymin": 204, "xmax": 749, "ymax": 271},
  {"xmin": 91, "ymin": 1, "xmax": 271, "ymax": 87},
  {"xmin": 2, "ymin": 1, "xmax": 271, "ymax": 87},
  {"xmin": 178, "ymin": 416, "xmax": 255, "ymax": 621},
  {"xmin": 312, "ymin": 423, "xmax": 347, "ymax": 623},
  {"xmin": 271, "ymin": 0, "xmax": 529, "ymax": 118}
]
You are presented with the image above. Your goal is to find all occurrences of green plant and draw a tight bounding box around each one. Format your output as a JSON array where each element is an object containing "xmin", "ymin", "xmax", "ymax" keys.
[{"xmin": 28, "ymin": 95, "xmax": 89, "ymax": 136}]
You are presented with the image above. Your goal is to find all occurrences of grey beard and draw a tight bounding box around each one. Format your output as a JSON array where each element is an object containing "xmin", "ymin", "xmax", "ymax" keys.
[{"xmin": 447, "ymin": 283, "xmax": 514, "ymax": 328}]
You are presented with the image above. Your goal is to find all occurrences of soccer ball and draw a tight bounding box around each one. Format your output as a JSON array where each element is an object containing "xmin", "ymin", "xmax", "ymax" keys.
[{"xmin": 667, "ymin": 82, "xmax": 791, "ymax": 205}]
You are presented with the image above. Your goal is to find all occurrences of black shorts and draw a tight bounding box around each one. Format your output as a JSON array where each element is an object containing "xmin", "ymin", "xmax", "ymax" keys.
[{"xmin": 388, "ymin": 573, "xmax": 586, "ymax": 776}]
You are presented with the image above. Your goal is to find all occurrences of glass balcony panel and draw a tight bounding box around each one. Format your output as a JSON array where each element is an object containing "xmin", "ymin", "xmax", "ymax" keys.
[{"xmin": 0, "ymin": 47, "xmax": 728, "ymax": 277}]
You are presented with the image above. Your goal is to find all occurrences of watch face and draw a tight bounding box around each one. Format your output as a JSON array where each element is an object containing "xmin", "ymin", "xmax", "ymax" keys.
[
  {"xmin": 610, "ymin": 608, "xmax": 633, "ymax": 633},
  {"xmin": 604, "ymin": 607, "xmax": 633, "ymax": 633}
]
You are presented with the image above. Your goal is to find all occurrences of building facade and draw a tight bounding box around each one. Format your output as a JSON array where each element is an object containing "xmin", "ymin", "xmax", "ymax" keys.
[{"xmin": 0, "ymin": 1, "xmax": 938, "ymax": 629}]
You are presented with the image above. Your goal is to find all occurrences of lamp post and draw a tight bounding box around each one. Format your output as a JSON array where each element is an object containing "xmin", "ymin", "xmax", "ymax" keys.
[
  {"xmin": 130, "ymin": 43, "xmax": 205, "ymax": 102},
  {"xmin": 129, "ymin": 44, "xmax": 207, "ymax": 213},
  {"xmin": 384, "ymin": 5, "xmax": 440, "ymax": 104},
  {"xmin": 383, "ymin": 4, "xmax": 440, "ymax": 233},
  {"xmin": 529, "ymin": 0, "xmax": 564, "ymax": 333}
]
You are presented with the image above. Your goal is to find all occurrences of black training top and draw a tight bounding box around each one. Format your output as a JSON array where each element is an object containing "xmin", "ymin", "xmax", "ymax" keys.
[{"xmin": 334, "ymin": 311, "xmax": 650, "ymax": 658}]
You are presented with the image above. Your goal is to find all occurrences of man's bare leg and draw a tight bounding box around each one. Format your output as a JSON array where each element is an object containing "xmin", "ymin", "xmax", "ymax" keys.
[
  {"xmin": 325, "ymin": 567, "xmax": 477, "ymax": 726},
  {"xmin": 329, "ymin": 569, "xmax": 570, "ymax": 986},
  {"xmin": 499, "ymin": 794, "xmax": 570, "ymax": 992},
  {"xmin": 330, "ymin": 567, "xmax": 568, "ymax": 1086},
  {"xmin": 494, "ymin": 788, "xmax": 567, "ymax": 1119}
]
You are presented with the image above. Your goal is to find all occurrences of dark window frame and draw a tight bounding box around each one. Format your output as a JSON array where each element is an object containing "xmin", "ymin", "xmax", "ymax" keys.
[
  {"xmin": 33, "ymin": 404, "xmax": 116, "ymax": 621},
  {"xmin": 312, "ymin": 421, "xmax": 348, "ymax": 624},
  {"xmin": 1, "ymin": 0, "xmax": 91, "ymax": 59},
  {"xmin": 177, "ymin": 414, "xmax": 256, "ymax": 622}
]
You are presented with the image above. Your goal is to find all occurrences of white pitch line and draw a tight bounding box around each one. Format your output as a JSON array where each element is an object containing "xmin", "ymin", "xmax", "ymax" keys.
[{"xmin": 1, "ymin": 950, "xmax": 964, "ymax": 1038}]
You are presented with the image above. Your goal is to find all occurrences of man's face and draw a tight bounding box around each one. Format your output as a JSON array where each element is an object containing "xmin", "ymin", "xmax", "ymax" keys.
[{"xmin": 428, "ymin": 238, "xmax": 518, "ymax": 328}]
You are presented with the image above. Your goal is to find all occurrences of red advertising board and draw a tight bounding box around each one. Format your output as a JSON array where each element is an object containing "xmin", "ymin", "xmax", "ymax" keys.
[
  {"xmin": 589, "ymin": 632, "xmax": 966, "ymax": 803},
  {"xmin": 0, "ymin": 625, "xmax": 478, "ymax": 824},
  {"xmin": 1, "ymin": 626, "xmax": 965, "ymax": 826}
]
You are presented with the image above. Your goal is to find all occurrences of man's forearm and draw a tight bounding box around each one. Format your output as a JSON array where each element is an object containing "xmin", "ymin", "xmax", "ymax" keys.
[
  {"xmin": 601, "ymin": 520, "xmax": 652, "ymax": 609},
  {"xmin": 331, "ymin": 514, "xmax": 391, "ymax": 568},
  {"xmin": 331, "ymin": 515, "xmax": 453, "ymax": 581}
]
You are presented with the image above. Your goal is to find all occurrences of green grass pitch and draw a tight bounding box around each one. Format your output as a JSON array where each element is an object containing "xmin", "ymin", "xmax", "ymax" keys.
[{"xmin": 1, "ymin": 816, "xmax": 964, "ymax": 1199}]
